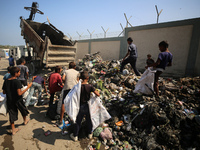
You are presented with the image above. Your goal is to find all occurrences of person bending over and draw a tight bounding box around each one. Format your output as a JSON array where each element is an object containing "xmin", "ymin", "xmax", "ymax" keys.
[
  {"xmin": 120, "ymin": 37, "xmax": 140, "ymax": 76},
  {"xmin": 150, "ymin": 41, "xmax": 173, "ymax": 96},
  {"xmin": 48, "ymin": 66, "xmax": 63, "ymax": 106}
]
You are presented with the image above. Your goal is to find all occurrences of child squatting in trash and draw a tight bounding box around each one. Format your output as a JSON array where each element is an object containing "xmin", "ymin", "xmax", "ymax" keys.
[
  {"xmin": 149, "ymin": 41, "xmax": 173, "ymax": 96},
  {"xmin": 70, "ymin": 71, "xmax": 100, "ymax": 141},
  {"xmin": 2, "ymin": 67, "xmax": 33, "ymax": 135}
]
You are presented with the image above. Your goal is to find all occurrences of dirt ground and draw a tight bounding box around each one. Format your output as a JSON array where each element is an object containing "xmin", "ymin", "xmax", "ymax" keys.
[{"xmin": 0, "ymin": 58, "xmax": 86, "ymax": 150}]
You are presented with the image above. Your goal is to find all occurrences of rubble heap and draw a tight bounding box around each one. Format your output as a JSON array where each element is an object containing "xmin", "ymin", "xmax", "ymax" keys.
[{"xmin": 75, "ymin": 52, "xmax": 200, "ymax": 150}]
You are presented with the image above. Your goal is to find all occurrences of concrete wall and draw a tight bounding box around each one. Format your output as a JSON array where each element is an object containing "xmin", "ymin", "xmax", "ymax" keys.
[
  {"xmin": 127, "ymin": 25, "xmax": 193, "ymax": 76},
  {"xmin": 91, "ymin": 41, "xmax": 120, "ymax": 60},
  {"xmin": 76, "ymin": 42, "xmax": 89, "ymax": 60},
  {"xmin": 76, "ymin": 18, "xmax": 200, "ymax": 76},
  {"xmin": 76, "ymin": 37, "xmax": 123, "ymax": 61}
]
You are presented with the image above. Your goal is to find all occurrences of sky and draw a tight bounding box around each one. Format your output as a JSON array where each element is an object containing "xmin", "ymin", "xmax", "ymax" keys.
[{"xmin": 0, "ymin": 0, "xmax": 200, "ymax": 46}]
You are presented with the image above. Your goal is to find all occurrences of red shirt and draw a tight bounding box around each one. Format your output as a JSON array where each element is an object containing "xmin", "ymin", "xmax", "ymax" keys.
[{"xmin": 48, "ymin": 73, "xmax": 63, "ymax": 94}]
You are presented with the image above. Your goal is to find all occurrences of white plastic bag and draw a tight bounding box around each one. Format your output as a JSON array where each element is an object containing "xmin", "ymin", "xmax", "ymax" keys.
[
  {"xmin": 0, "ymin": 93, "xmax": 7, "ymax": 116},
  {"xmin": 64, "ymin": 81, "xmax": 81, "ymax": 122},
  {"xmin": 88, "ymin": 96, "xmax": 111, "ymax": 130},
  {"xmin": 134, "ymin": 67, "xmax": 156, "ymax": 95},
  {"xmin": 64, "ymin": 81, "xmax": 111, "ymax": 130},
  {"xmin": 21, "ymin": 86, "xmax": 29, "ymax": 99}
]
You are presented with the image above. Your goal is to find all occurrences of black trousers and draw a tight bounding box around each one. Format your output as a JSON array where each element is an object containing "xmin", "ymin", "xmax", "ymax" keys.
[
  {"xmin": 73, "ymin": 104, "xmax": 92, "ymax": 136},
  {"xmin": 120, "ymin": 57, "xmax": 140, "ymax": 76},
  {"xmin": 62, "ymin": 89, "xmax": 71, "ymax": 104},
  {"xmin": 49, "ymin": 93, "xmax": 55, "ymax": 106},
  {"xmin": 8, "ymin": 100, "xmax": 29, "ymax": 123}
]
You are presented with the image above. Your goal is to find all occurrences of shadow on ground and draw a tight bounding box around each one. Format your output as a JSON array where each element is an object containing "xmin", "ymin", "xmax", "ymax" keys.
[
  {"xmin": 29, "ymin": 106, "xmax": 52, "ymax": 124},
  {"xmin": 0, "ymin": 69, "xmax": 7, "ymax": 76},
  {"xmin": 0, "ymin": 120, "xmax": 24, "ymax": 136},
  {"xmin": 30, "ymin": 105, "xmax": 93, "ymax": 149},
  {"xmin": 32, "ymin": 127, "xmax": 92, "ymax": 149},
  {"xmin": 32, "ymin": 128, "xmax": 72, "ymax": 145}
]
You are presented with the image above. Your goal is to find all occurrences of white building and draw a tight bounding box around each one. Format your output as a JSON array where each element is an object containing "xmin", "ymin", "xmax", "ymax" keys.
[
  {"xmin": 0, "ymin": 49, "xmax": 9, "ymax": 58},
  {"xmin": 9, "ymin": 45, "xmax": 33, "ymax": 60}
]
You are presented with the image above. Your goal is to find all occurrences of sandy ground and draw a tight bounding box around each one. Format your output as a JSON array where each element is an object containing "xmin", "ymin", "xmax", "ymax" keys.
[{"xmin": 0, "ymin": 58, "xmax": 87, "ymax": 150}]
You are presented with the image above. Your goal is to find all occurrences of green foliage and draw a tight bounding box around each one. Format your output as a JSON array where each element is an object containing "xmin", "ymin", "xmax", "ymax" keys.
[{"xmin": 0, "ymin": 45, "xmax": 16, "ymax": 49}]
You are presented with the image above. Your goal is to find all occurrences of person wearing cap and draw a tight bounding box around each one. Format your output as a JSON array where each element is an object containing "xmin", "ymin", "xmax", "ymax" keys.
[
  {"xmin": 25, "ymin": 75, "xmax": 48, "ymax": 106},
  {"xmin": 120, "ymin": 37, "xmax": 140, "ymax": 76}
]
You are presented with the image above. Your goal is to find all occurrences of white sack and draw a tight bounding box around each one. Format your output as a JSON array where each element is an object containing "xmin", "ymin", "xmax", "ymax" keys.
[
  {"xmin": 64, "ymin": 81, "xmax": 81, "ymax": 122},
  {"xmin": 88, "ymin": 96, "xmax": 111, "ymax": 130},
  {"xmin": 0, "ymin": 93, "xmax": 7, "ymax": 116},
  {"xmin": 64, "ymin": 81, "xmax": 111, "ymax": 130},
  {"xmin": 133, "ymin": 67, "xmax": 156, "ymax": 95},
  {"xmin": 21, "ymin": 86, "xmax": 29, "ymax": 99}
]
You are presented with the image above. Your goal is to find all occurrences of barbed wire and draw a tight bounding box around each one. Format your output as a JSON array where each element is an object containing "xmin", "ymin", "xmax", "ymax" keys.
[{"xmin": 72, "ymin": 31, "xmax": 123, "ymax": 40}]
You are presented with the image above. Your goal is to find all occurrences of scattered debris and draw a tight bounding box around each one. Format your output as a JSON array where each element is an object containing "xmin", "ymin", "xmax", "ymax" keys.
[{"xmin": 74, "ymin": 52, "xmax": 200, "ymax": 150}]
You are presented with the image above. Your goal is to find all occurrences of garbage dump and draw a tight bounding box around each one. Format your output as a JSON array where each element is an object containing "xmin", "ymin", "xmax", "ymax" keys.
[
  {"xmin": 65, "ymin": 52, "xmax": 199, "ymax": 150},
  {"xmin": 34, "ymin": 52, "xmax": 199, "ymax": 150}
]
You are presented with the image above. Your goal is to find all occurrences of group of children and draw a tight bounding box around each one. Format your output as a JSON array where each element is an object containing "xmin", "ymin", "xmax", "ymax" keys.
[
  {"xmin": 121, "ymin": 37, "xmax": 173, "ymax": 96},
  {"xmin": 2, "ymin": 38, "xmax": 172, "ymax": 139},
  {"xmin": 2, "ymin": 60, "xmax": 99, "ymax": 141},
  {"xmin": 47, "ymin": 63, "xmax": 99, "ymax": 141}
]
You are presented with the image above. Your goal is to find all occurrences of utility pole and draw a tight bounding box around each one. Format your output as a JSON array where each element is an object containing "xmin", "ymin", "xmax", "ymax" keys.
[
  {"xmin": 76, "ymin": 31, "xmax": 83, "ymax": 40},
  {"xmin": 87, "ymin": 29, "xmax": 95, "ymax": 39},
  {"xmin": 101, "ymin": 26, "xmax": 109, "ymax": 38},
  {"xmin": 155, "ymin": 5, "xmax": 163, "ymax": 24}
]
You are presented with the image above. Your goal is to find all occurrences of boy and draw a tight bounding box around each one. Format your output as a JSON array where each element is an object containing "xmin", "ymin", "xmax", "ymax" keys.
[
  {"xmin": 120, "ymin": 37, "xmax": 140, "ymax": 76},
  {"xmin": 146, "ymin": 54, "xmax": 155, "ymax": 67},
  {"xmin": 151, "ymin": 41, "xmax": 173, "ymax": 96},
  {"xmin": 25, "ymin": 75, "xmax": 48, "ymax": 106},
  {"xmin": 70, "ymin": 71, "xmax": 100, "ymax": 141},
  {"xmin": 17, "ymin": 58, "xmax": 29, "ymax": 86},
  {"xmin": 2, "ymin": 67, "xmax": 33, "ymax": 135},
  {"xmin": 57, "ymin": 62, "xmax": 79, "ymax": 128},
  {"xmin": 3, "ymin": 66, "xmax": 12, "ymax": 80},
  {"xmin": 8, "ymin": 56, "xmax": 15, "ymax": 66},
  {"xmin": 48, "ymin": 66, "xmax": 63, "ymax": 106}
]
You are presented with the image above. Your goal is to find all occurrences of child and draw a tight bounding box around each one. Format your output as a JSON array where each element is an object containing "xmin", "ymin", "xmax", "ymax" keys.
[
  {"xmin": 151, "ymin": 41, "xmax": 173, "ymax": 96},
  {"xmin": 146, "ymin": 54, "xmax": 155, "ymax": 67},
  {"xmin": 2, "ymin": 67, "xmax": 33, "ymax": 135},
  {"xmin": 70, "ymin": 71, "xmax": 100, "ymax": 141},
  {"xmin": 3, "ymin": 66, "xmax": 12, "ymax": 80},
  {"xmin": 25, "ymin": 75, "xmax": 48, "ymax": 106},
  {"xmin": 58, "ymin": 62, "xmax": 79, "ymax": 128},
  {"xmin": 120, "ymin": 37, "xmax": 140, "ymax": 76},
  {"xmin": 48, "ymin": 66, "xmax": 63, "ymax": 106},
  {"xmin": 8, "ymin": 56, "xmax": 15, "ymax": 66},
  {"xmin": 17, "ymin": 58, "xmax": 29, "ymax": 86}
]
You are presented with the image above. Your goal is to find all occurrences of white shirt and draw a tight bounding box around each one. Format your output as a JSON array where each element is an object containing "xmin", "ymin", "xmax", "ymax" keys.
[{"xmin": 63, "ymin": 69, "xmax": 79, "ymax": 90}]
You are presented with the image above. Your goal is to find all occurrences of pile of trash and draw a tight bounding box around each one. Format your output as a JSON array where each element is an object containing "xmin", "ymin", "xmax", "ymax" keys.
[{"xmin": 74, "ymin": 52, "xmax": 200, "ymax": 150}]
